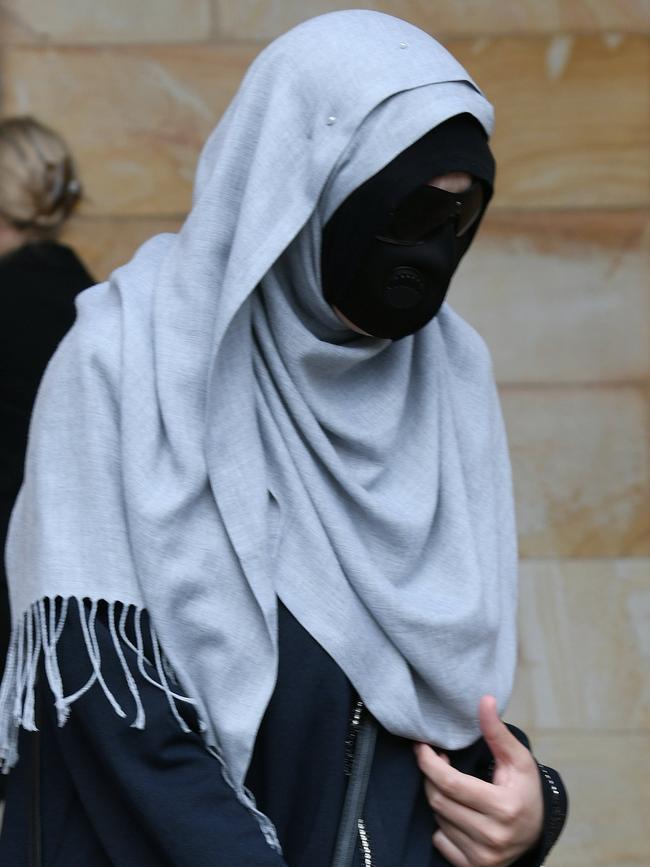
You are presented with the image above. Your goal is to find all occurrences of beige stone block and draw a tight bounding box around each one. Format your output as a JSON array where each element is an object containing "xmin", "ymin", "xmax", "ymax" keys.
[
  {"xmin": 3, "ymin": 36, "xmax": 647, "ymax": 213},
  {"xmin": 213, "ymin": 1, "xmax": 650, "ymax": 40},
  {"xmin": 61, "ymin": 217, "xmax": 182, "ymax": 282},
  {"xmin": 3, "ymin": 44, "xmax": 258, "ymax": 216},
  {"xmin": 529, "ymin": 733, "xmax": 650, "ymax": 867},
  {"xmin": 452, "ymin": 210, "xmax": 650, "ymax": 384},
  {"xmin": 0, "ymin": 0, "xmax": 212, "ymax": 44},
  {"xmin": 507, "ymin": 559, "xmax": 650, "ymax": 731},
  {"xmin": 501, "ymin": 387, "xmax": 650, "ymax": 557},
  {"xmin": 449, "ymin": 35, "xmax": 649, "ymax": 210}
]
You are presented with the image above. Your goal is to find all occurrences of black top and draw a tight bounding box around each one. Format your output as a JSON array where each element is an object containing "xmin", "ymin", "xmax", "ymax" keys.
[
  {"xmin": 0, "ymin": 240, "xmax": 93, "ymax": 499},
  {"xmin": 0, "ymin": 600, "xmax": 567, "ymax": 866},
  {"xmin": 0, "ymin": 241, "xmax": 94, "ymax": 694}
]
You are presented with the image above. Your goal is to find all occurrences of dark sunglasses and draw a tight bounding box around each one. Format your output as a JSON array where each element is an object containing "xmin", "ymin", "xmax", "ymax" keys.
[{"xmin": 377, "ymin": 181, "xmax": 485, "ymax": 245}]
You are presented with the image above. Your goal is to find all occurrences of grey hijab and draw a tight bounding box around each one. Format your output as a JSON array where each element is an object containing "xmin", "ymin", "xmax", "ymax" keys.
[{"xmin": 0, "ymin": 10, "xmax": 518, "ymax": 851}]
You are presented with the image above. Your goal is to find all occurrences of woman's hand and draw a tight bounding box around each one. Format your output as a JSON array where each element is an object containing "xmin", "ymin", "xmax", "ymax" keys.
[{"xmin": 414, "ymin": 695, "xmax": 543, "ymax": 867}]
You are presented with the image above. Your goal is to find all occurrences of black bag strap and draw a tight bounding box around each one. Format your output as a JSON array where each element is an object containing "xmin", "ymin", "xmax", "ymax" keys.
[
  {"xmin": 331, "ymin": 710, "xmax": 378, "ymax": 867},
  {"xmin": 29, "ymin": 676, "xmax": 42, "ymax": 867}
]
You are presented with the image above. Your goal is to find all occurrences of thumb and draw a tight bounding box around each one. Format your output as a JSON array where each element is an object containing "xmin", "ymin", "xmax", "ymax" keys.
[{"xmin": 479, "ymin": 694, "xmax": 523, "ymax": 769}]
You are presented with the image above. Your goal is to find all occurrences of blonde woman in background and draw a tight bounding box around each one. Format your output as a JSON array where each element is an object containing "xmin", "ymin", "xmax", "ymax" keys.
[{"xmin": 0, "ymin": 117, "xmax": 94, "ymax": 726}]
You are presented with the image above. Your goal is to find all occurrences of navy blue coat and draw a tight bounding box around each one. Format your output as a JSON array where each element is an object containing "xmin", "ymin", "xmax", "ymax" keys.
[{"xmin": 0, "ymin": 600, "xmax": 566, "ymax": 866}]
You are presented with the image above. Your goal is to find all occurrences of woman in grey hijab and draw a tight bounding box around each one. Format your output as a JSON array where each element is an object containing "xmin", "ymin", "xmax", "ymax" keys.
[{"xmin": 0, "ymin": 10, "xmax": 567, "ymax": 867}]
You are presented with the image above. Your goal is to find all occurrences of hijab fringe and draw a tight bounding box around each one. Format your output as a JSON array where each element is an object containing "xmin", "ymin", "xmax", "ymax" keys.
[{"xmin": 0, "ymin": 595, "xmax": 282, "ymax": 853}]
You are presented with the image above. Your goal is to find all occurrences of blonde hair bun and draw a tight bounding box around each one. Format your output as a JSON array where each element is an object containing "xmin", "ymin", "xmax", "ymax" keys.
[{"xmin": 0, "ymin": 116, "xmax": 82, "ymax": 236}]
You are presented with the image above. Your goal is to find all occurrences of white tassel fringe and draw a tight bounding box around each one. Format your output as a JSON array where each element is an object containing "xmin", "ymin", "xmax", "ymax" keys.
[{"xmin": 0, "ymin": 597, "xmax": 195, "ymax": 772}]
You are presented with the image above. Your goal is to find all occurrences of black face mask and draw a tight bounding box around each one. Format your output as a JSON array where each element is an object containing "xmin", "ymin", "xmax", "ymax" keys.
[{"xmin": 322, "ymin": 114, "xmax": 496, "ymax": 340}]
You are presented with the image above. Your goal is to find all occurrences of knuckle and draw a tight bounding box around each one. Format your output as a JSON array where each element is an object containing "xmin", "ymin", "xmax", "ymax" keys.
[
  {"xmin": 476, "ymin": 848, "xmax": 501, "ymax": 867},
  {"xmin": 437, "ymin": 773, "xmax": 458, "ymax": 799},
  {"xmin": 485, "ymin": 824, "xmax": 509, "ymax": 850},
  {"xmin": 495, "ymin": 796, "xmax": 519, "ymax": 824}
]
